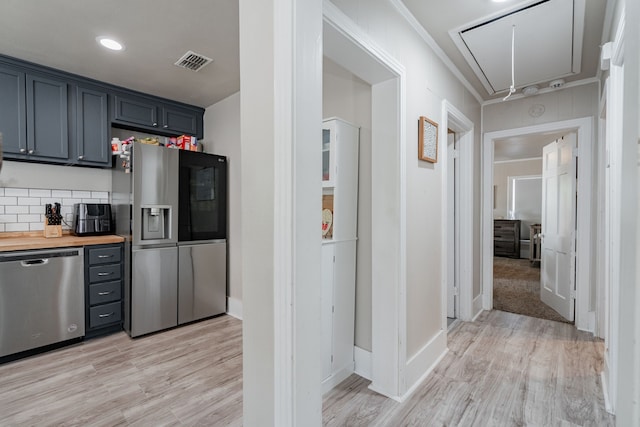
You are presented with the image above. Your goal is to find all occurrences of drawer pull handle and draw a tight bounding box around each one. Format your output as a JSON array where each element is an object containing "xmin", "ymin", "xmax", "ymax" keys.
[
  {"xmin": 97, "ymin": 272, "xmax": 113, "ymax": 276},
  {"xmin": 98, "ymin": 291, "xmax": 113, "ymax": 296},
  {"xmin": 97, "ymin": 254, "xmax": 113, "ymax": 259},
  {"xmin": 98, "ymin": 312, "xmax": 114, "ymax": 318}
]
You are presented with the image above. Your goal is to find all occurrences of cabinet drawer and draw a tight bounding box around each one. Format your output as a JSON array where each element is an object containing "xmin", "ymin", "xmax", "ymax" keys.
[
  {"xmin": 88, "ymin": 280, "xmax": 121, "ymax": 306},
  {"xmin": 89, "ymin": 301, "xmax": 122, "ymax": 329},
  {"xmin": 88, "ymin": 246, "xmax": 121, "ymax": 265},
  {"xmin": 89, "ymin": 264, "xmax": 121, "ymax": 283}
]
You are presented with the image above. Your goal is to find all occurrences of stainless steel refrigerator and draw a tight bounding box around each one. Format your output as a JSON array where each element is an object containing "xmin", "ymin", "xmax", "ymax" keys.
[{"xmin": 112, "ymin": 142, "xmax": 227, "ymax": 337}]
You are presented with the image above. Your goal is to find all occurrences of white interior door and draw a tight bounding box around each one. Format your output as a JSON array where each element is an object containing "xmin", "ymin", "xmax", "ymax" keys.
[{"xmin": 540, "ymin": 134, "xmax": 576, "ymax": 321}]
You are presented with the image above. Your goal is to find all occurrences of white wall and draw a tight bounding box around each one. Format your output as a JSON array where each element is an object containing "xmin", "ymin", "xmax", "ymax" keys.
[
  {"xmin": 330, "ymin": 0, "xmax": 482, "ymax": 362},
  {"xmin": 0, "ymin": 160, "xmax": 111, "ymax": 192},
  {"xmin": 483, "ymin": 83, "xmax": 599, "ymax": 133},
  {"xmin": 203, "ymin": 92, "xmax": 243, "ymax": 312},
  {"xmin": 322, "ymin": 57, "xmax": 373, "ymax": 352}
]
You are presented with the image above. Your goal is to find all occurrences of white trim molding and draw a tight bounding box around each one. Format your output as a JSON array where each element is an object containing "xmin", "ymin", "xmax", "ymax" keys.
[
  {"xmin": 354, "ymin": 346, "xmax": 372, "ymax": 381},
  {"xmin": 401, "ymin": 331, "xmax": 448, "ymax": 402},
  {"xmin": 441, "ymin": 100, "xmax": 476, "ymax": 323},
  {"xmin": 482, "ymin": 117, "xmax": 594, "ymax": 333},
  {"xmin": 389, "ymin": 0, "xmax": 484, "ymax": 104},
  {"xmin": 324, "ymin": 0, "xmax": 408, "ymax": 401},
  {"xmin": 226, "ymin": 296, "xmax": 243, "ymax": 320}
]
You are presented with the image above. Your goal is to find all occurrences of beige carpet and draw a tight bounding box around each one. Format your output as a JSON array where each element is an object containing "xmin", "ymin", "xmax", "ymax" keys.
[{"xmin": 493, "ymin": 257, "xmax": 571, "ymax": 324}]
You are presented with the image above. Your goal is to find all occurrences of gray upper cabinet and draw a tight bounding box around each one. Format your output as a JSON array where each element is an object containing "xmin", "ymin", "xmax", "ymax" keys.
[
  {"xmin": 113, "ymin": 95, "xmax": 158, "ymax": 129},
  {"xmin": 75, "ymin": 86, "xmax": 110, "ymax": 166},
  {"xmin": 112, "ymin": 93, "xmax": 203, "ymax": 139},
  {"xmin": 0, "ymin": 54, "xmax": 204, "ymax": 168},
  {"xmin": 0, "ymin": 66, "xmax": 26, "ymax": 155},
  {"xmin": 162, "ymin": 105, "xmax": 199, "ymax": 136},
  {"xmin": 0, "ymin": 69, "xmax": 68, "ymax": 162},
  {"xmin": 26, "ymin": 74, "xmax": 69, "ymax": 161}
]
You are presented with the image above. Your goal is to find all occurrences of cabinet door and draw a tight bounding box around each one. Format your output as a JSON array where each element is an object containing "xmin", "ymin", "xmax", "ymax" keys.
[
  {"xmin": 321, "ymin": 244, "xmax": 335, "ymax": 380},
  {"xmin": 76, "ymin": 86, "xmax": 109, "ymax": 165},
  {"xmin": 0, "ymin": 66, "xmax": 27, "ymax": 156},
  {"xmin": 162, "ymin": 105, "xmax": 198, "ymax": 135},
  {"xmin": 331, "ymin": 240, "xmax": 357, "ymax": 374},
  {"xmin": 113, "ymin": 94, "xmax": 158, "ymax": 128},
  {"xmin": 26, "ymin": 74, "xmax": 68, "ymax": 160}
]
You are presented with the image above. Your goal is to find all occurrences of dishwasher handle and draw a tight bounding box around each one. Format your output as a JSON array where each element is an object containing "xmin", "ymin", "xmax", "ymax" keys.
[{"xmin": 20, "ymin": 259, "xmax": 49, "ymax": 267}]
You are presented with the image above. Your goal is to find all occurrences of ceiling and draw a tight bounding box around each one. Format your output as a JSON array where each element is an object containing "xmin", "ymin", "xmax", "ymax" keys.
[
  {"xmin": 0, "ymin": 1, "xmax": 606, "ymax": 107},
  {"xmin": 0, "ymin": 0, "xmax": 239, "ymax": 108},
  {"xmin": 402, "ymin": 0, "xmax": 608, "ymax": 100}
]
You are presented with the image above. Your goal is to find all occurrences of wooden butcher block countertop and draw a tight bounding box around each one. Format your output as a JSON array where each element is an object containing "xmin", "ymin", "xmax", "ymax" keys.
[{"xmin": 0, "ymin": 232, "xmax": 125, "ymax": 252}]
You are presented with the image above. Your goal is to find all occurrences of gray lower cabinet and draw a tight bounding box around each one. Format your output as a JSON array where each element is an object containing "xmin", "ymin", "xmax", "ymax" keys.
[
  {"xmin": 84, "ymin": 243, "xmax": 124, "ymax": 338},
  {"xmin": 74, "ymin": 86, "xmax": 110, "ymax": 166}
]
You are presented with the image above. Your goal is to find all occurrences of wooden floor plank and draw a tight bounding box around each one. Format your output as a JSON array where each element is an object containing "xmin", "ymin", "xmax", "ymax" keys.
[{"xmin": 0, "ymin": 310, "xmax": 613, "ymax": 426}]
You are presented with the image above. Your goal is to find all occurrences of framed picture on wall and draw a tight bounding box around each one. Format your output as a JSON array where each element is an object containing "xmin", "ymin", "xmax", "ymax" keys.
[{"xmin": 418, "ymin": 116, "xmax": 438, "ymax": 163}]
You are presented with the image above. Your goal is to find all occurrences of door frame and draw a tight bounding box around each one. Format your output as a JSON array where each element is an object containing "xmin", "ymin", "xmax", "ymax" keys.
[
  {"xmin": 481, "ymin": 117, "xmax": 594, "ymax": 332},
  {"xmin": 323, "ymin": 1, "xmax": 408, "ymax": 400},
  {"xmin": 441, "ymin": 101, "xmax": 476, "ymax": 327}
]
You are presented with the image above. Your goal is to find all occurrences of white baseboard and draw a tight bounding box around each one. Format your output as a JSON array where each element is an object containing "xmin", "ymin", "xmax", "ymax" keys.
[
  {"xmin": 401, "ymin": 330, "xmax": 448, "ymax": 402},
  {"xmin": 354, "ymin": 346, "xmax": 372, "ymax": 380},
  {"xmin": 472, "ymin": 307, "xmax": 485, "ymax": 322},
  {"xmin": 322, "ymin": 362, "xmax": 354, "ymax": 395},
  {"xmin": 601, "ymin": 371, "xmax": 613, "ymax": 414},
  {"xmin": 472, "ymin": 294, "xmax": 484, "ymax": 320},
  {"xmin": 226, "ymin": 296, "xmax": 243, "ymax": 320}
]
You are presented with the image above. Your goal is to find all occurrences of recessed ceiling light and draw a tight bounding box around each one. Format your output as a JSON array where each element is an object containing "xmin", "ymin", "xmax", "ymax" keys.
[{"xmin": 97, "ymin": 37, "xmax": 124, "ymax": 51}]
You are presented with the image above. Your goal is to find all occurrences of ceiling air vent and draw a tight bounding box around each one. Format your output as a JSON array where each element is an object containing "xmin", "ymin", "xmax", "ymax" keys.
[{"xmin": 174, "ymin": 51, "xmax": 213, "ymax": 72}]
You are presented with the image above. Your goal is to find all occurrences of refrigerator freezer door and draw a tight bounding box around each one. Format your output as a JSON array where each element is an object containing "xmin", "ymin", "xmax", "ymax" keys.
[
  {"xmin": 131, "ymin": 246, "xmax": 178, "ymax": 337},
  {"xmin": 132, "ymin": 142, "xmax": 179, "ymax": 246},
  {"xmin": 178, "ymin": 241, "xmax": 226, "ymax": 324}
]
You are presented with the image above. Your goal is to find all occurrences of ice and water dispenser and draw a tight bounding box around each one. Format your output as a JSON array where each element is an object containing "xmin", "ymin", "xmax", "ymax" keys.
[{"xmin": 141, "ymin": 205, "xmax": 172, "ymax": 241}]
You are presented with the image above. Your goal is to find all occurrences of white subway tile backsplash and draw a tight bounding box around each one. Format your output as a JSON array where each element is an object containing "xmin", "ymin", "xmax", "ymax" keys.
[
  {"xmin": 91, "ymin": 191, "xmax": 108, "ymax": 199},
  {"xmin": 51, "ymin": 190, "xmax": 72, "ymax": 198},
  {"xmin": 0, "ymin": 187, "xmax": 110, "ymax": 232},
  {"xmin": 30, "ymin": 223, "xmax": 44, "ymax": 231},
  {"xmin": 19, "ymin": 214, "xmax": 41, "ymax": 223},
  {"xmin": 18, "ymin": 197, "xmax": 41, "ymax": 206},
  {"xmin": 62, "ymin": 198, "xmax": 82, "ymax": 206},
  {"xmin": 0, "ymin": 197, "xmax": 17, "ymax": 205},
  {"xmin": 5, "ymin": 188, "xmax": 29, "ymax": 197},
  {"xmin": 6, "ymin": 206, "xmax": 29, "ymax": 214},
  {"xmin": 72, "ymin": 191, "xmax": 92, "ymax": 198},
  {"xmin": 5, "ymin": 223, "xmax": 29, "ymax": 232},
  {"xmin": 0, "ymin": 214, "xmax": 18, "ymax": 223},
  {"xmin": 29, "ymin": 189, "xmax": 51, "ymax": 198}
]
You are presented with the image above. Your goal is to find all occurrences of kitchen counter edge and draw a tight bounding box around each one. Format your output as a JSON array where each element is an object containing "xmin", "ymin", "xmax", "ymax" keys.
[{"xmin": 0, "ymin": 232, "xmax": 125, "ymax": 252}]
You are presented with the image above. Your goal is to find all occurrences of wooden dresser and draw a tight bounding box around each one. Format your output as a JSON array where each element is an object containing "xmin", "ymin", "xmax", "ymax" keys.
[{"xmin": 494, "ymin": 219, "xmax": 521, "ymax": 258}]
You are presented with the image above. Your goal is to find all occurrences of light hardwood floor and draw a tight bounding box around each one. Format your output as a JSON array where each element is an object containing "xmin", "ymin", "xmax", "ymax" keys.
[{"xmin": 0, "ymin": 311, "xmax": 613, "ymax": 426}]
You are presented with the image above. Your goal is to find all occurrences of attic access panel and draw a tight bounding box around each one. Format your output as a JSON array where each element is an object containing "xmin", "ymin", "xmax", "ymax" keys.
[{"xmin": 454, "ymin": 0, "xmax": 583, "ymax": 95}]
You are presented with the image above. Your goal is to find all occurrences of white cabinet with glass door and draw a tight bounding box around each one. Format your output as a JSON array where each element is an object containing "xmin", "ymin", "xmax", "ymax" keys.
[{"xmin": 321, "ymin": 118, "xmax": 359, "ymax": 393}]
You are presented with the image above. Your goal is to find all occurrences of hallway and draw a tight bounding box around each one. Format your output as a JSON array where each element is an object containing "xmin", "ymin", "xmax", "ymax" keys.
[{"xmin": 323, "ymin": 310, "xmax": 613, "ymax": 426}]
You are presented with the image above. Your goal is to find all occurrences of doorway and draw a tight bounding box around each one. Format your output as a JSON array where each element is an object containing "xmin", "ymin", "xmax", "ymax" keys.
[
  {"xmin": 323, "ymin": 4, "xmax": 406, "ymax": 400},
  {"xmin": 491, "ymin": 133, "xmax": 576, "ymax": 324},
  {"xmin": 482, "ymin": 117, "xmax": 594, "ymax": 332}
]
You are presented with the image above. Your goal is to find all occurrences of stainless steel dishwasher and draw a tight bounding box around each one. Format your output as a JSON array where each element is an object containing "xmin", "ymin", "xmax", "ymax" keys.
[{"xmin": 0, "ymin": 247, "xmax": 85, "ymax": 358}]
